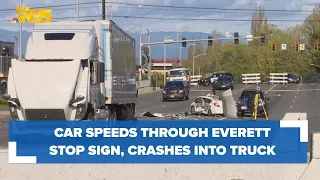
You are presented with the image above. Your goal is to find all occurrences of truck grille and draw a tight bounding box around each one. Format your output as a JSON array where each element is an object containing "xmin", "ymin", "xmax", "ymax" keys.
[{"xmin": 25, "ymin": 109, "xmax": 66, "ymax": 120}]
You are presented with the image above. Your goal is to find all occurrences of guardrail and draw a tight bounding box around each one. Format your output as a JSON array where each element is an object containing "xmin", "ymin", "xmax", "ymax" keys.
[
  {"xmin": 137, "ymin": 80, "xmax": 151, "ymax": 88},
  {"xmin": 269, "ymin": 73, "xmax": 288, "ymax": 84},
  {"xmin": 242, "ymin": 73, "xmax": 261, "ymax": 84}
]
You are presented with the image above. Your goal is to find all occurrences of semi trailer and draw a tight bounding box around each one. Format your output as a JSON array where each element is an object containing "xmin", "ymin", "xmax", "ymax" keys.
[{"xmin": 3, "ymin": 20, "xmax": 137, "ymax": 120}]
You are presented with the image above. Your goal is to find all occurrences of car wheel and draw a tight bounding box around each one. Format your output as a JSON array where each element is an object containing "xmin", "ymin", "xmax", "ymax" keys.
[
  {"xmin": 191, "ymin": 106, "xmax": 196, "ymax": 115},
  {"xmin": 186, "ymin": 94, "xmax": 189, "ymax": 100},
  {"xmin": 231, "ymin": 86, "xmax": 234, "ymax": 90},
  {"xmin": 162, "ymin": 98, "xmax": 166, "ymax": 102}
]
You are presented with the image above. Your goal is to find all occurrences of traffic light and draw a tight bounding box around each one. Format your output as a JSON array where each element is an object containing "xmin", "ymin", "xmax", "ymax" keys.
[
  {"xmin": 260, "ymin": 34, "xmax": 265, "ymax": 44},
  {"xmin": 234, "ymin": 32, "xmax": 239, "ymax": 44},
  {"xmin": 182, "ymin": 37, "xmax": 187, "ymax": 47},
  {"xmin": 1, "ymin": 46, "xmax": 9, "ymax": 56},
  {"xmin": 295, "ymin": 41, "xmax": 299, "ymax": 52},
  {"xmin": 315, "ymin": 42, "xmax": 318, "ymax": 51},
  {"xmin": 272, "ymin": 43, "xmax": 276, "ymax": 51},
  {"xmin": 208, "ymin": 36, "xmax": 213, "ymax": 46}
]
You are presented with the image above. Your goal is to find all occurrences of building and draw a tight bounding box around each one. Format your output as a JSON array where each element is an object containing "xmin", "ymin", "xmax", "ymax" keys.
[
  {"xmin": 149, "ymin": 58, "xmax": 180, "ymax": 74},
  {"xmin": 0, "ymin": 41, "xmax": 15, "ymax": 56}
]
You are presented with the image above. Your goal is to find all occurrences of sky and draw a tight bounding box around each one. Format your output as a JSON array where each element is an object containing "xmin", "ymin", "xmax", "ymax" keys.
[{"xmin": 1, "ymin": 0, "xmax": 320, "ymax": 35}]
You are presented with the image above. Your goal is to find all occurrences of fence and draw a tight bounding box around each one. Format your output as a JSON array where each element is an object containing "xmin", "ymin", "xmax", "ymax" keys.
[
  {"xmin": 269, "ymin": 73, "xmax": 288, "ymax": 84},
  {"xmin": 242, "ymin": 73, "xmax": 261, "ymax": 84}
]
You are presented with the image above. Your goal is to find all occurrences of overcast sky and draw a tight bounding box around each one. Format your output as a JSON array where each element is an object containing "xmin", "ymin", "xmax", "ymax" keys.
[{"xmin": 1, "ymin": 0, "xmax": 320, "ymax": 34}]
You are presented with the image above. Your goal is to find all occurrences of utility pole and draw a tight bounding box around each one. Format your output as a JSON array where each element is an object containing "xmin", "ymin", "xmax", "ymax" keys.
[
  {"xmin": 77, "ymin": 0, "xmax": 79, "ymax": 20},
  {"xmin": 102, "ymin": 0, "xmax": 106, "ymax": 20},
  {"xmin": 19, "ymin": 0, "xmax": 22, "ymax": 60},
  {"xmin": 147, "ymin": 30, "xmax": 152, "ymax": 81}
]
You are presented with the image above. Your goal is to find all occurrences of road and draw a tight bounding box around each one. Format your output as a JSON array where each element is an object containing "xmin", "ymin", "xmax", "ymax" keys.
[{"xmin": 0, "ymin": 83, "xmax": 319, "ymax": 147}]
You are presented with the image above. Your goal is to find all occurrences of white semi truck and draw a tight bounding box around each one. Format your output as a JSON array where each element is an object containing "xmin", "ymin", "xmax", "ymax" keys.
[{"xmin": 2, "ymin": 20, "xmax": 137, "ymax": 120}]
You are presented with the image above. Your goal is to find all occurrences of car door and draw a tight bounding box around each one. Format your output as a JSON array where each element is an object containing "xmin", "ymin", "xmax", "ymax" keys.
[{"xmin": 194, "ymin": 97, "xmax": 205, "ymax": 112}]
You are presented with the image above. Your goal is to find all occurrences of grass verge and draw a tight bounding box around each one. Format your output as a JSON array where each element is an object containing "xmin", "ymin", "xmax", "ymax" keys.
[{"xmin": 0, "ymin": 97, "xmax": 8, "ymax": 110}]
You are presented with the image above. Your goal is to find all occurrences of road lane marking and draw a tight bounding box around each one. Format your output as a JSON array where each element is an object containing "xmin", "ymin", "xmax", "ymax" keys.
[
  {"xmin": 232, "ymin": 85, "xmax": 253, "ymax": 94},
  {"xmin": 161, "ymin": 105, "xmax": 166, "ymax": 108},
  {"xmin": 270, "ymin": 89, "xmax": 320, "ymax": 92},
  {"xmin": 293, "ymin": 100, "xmax": 295, "ymax": 103},
  {"xmin": 266, "ymin": 84, "xmax": 277, "ymax": 94},
  {"xmin": 290, "ymin": 106, "xmax": 293, "ymax": 108},
  {"xmin": 157, "ymin": 97, "xmax": 161, "ymax": 99}
]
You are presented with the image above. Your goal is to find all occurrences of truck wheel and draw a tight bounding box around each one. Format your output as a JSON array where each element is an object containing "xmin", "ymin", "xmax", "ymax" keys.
[{"xmin": 1, "ymin": 82, "xmax": 6, "ymax": 89}]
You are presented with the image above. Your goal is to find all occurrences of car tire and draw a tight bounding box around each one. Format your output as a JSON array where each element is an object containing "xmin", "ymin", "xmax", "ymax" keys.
[
  {"xmin": 162, "ymin": 98, "xmax": 166, "ymax": 102},
  {"xmin": 186, "ymin": 94, "xmax": 189, "ymax": 100},
  {"xmin": 237, "ymin": 111, "xmax": 244, "ymax": 117},
  {"xmin": 191, "ymin": 106, "xmax": 196, "ymax": 115},
  {"xmin": 231, "ymin": 86, "xmax": 234, "ymax": 90}
]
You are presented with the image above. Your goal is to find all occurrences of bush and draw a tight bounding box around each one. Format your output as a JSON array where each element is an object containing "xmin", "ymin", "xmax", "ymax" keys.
[{"xmin": 0, "ymin": 97, "xmax": 7, "ymax": 105}]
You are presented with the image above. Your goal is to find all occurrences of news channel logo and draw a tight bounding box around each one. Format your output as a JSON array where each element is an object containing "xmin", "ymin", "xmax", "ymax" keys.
[{"xmin": 11, "ymin": 6, "xmax": 52, "ymax": 24}]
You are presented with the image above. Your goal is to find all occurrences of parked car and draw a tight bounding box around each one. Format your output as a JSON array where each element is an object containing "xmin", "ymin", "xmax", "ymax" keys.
[
  {"xmin": 162, "ymin": 81, "xmax": 190, "ymax": 102},
  {"xmin": 287, "ymin": 73, "xmax": 300, "ymax": 83},
  {"xmin": 190, "ymin": 94, "xmax": 223, "ymax": 116},
  {"xmin": 237, "ymin": 88, "xmax": 270, "ymax": 117},
  {"xmin": 212, "ymin": 75, "xmax": 235, "ymax": 90}
]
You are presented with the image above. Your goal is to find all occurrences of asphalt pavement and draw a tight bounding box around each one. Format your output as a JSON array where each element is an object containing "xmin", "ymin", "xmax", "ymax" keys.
[{"xmin": 0, "ymin": 83, "xmax": 319, "ymax": 147}]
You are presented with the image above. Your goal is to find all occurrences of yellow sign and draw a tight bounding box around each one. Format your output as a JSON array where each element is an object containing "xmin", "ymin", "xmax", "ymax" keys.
[{"xmin": 11, "ymin": 6, "xmax": 52, "ymax": 24}]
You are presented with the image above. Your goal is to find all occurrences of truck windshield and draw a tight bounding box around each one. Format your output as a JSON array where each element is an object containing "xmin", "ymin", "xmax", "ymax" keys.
[{"xmin": 170, "ymin": 70, "xmax": 185, "ymax": 77}]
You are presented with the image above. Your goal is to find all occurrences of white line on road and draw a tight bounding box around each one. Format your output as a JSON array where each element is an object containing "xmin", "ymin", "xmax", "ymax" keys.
[
  {"xmin": 161, "ymin": 105, "xmax": 166, "ymax": 108},
  {"xmin": 293, "ymin": 100, "xmax": 295, "ymax": 103},
  {"xmin": 266, "ymin": 84, "xmax": 277, "ymax": 94},
  {"xmin": 157, "ymin": 97, "xmax": 161, "ymax": 99},
  {"xmin": 290, "ymin": 106, "xmax": 293, "ymax": 108}
]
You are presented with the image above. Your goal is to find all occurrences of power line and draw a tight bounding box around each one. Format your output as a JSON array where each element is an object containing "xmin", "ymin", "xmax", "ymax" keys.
[
  {"xmin": 0, "ymin": 1, "xmax": 317, "ymax": 13},
  {"xmin": 0, "ymin": 15, "xmax": 316, "ymax": 23}
]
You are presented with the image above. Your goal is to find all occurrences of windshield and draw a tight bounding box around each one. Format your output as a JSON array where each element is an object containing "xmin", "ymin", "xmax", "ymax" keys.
[
  {"xmin": 170, "ymin": 70, "xmax": 186, "ymax": 77},
  {"xmin": 241, "ymin": 91, "xmax": 264, "ymax": 99},
  {"xmin": 165, "ymin": 81, "xmax": 184, "ymax": 88}
]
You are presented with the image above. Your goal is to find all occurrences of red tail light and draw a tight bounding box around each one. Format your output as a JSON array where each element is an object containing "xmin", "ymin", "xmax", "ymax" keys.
[
  {"xmin": 238, "ymin": 97, "xmax": 242, "ymax": 104},
  {"xmin": 213, "ymin": 102, "xmax": 220, "ymax": 107}
]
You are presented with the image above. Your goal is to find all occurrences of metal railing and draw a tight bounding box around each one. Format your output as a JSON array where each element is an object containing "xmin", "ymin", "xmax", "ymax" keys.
[
  {"xmin": 269, "ymin": 73, "xmax": 288, "ymax": 84},
  {"xmin": 242, "ymin": 73, "xmax": 261, "ymax": 84}
]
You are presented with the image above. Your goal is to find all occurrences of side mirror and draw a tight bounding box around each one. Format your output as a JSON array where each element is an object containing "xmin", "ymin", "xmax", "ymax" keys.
[{"xmin": 2, "ymin": 94, "xmax": 10, "ymax": 100}]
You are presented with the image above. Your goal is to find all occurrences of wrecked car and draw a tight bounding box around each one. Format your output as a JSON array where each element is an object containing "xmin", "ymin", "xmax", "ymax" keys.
[{"xmin": 190, "ymin": 94, "xmax": 224, "ymax": 116}]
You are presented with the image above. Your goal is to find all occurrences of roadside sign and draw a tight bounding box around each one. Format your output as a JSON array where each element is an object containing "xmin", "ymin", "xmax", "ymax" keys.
[
  {"xmin": 281, "ymin": 44, "xmax": 287, "ymax": 50},
  {"xmin": 299, "ymin": 44, "xmax": 305, "ymax": 51}
]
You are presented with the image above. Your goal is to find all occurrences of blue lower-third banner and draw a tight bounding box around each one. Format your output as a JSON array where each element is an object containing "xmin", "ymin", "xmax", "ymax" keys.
[{"xmin": 8, "ymin": 120, "xmax": 308, "ymax": 164}]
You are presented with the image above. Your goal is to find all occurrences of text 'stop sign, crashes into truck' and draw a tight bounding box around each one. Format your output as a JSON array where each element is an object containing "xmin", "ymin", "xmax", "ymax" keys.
[{"xmin": 11, "ymin": 6, "xmax": 52, "ymax": 24}]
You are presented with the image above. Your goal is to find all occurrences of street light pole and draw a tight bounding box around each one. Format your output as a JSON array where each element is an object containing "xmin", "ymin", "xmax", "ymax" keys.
[
  {"xmin": 179, "ymin": 47, "xmax": 183, "ymax": 66},
  {"xmin": 19, "ymin": 0, "xmax": 22, "ymax": 60},
  {"xmin": 192, "ymin": 48, "xmax": 195, "ymax": 77},
  {"xmin": 139, "ymin": 9, "xmax": 158, "ymax": 81},
  {"xmin": 163, "ymin": 33, "xmax": 181, "ymax": 84},
  {"xmin": 77, "ymin": 0, "xmax": 79, "ymax": 20}
]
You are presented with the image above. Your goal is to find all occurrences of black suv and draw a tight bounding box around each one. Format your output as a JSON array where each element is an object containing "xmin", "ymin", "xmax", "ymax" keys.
[
  {"xmin": 212, "ymin": 75, "xmax": 235, "ymax": 90},
  {"xmin": 162, "ymin": 81, "xmax": 190, "ymax": 101},
  {"xmin": 287, "ymin": 73, "xmax": 300, "ymax": 83}
]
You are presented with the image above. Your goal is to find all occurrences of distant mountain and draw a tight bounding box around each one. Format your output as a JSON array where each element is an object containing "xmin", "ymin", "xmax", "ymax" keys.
[{"xmin": 0, "ymin": 28, "xmax": 230, "ymax": 59}]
